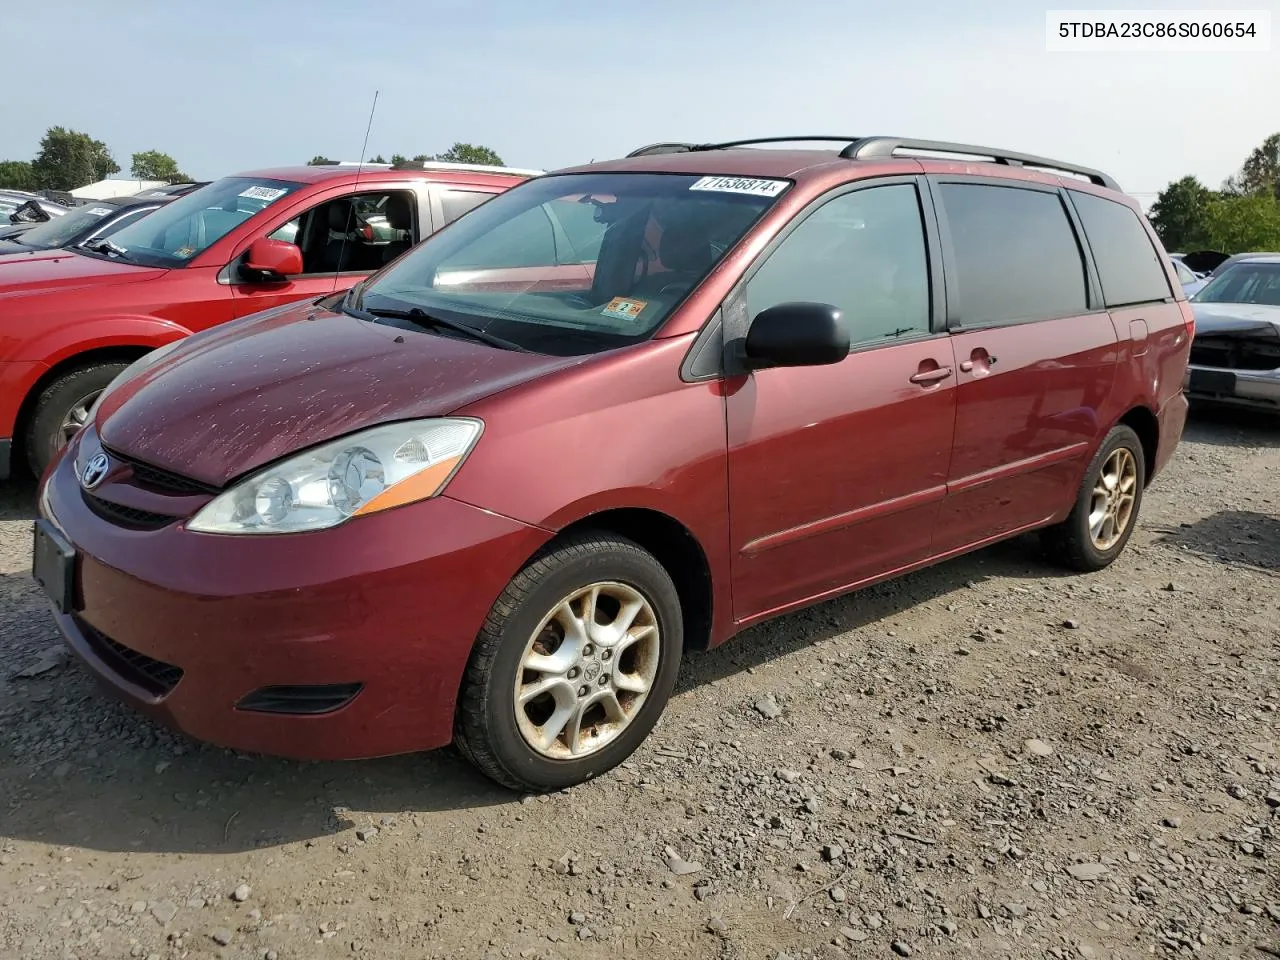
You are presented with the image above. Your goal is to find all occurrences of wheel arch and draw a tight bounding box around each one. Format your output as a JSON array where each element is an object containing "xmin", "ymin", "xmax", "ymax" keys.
[
  {"xmin": 13, "ymin": 344, "xmax": 158, "ymax": 474},
  {"xmin": 1116, "ymin": 404, "xmax": 1159, "ymax": 487},
  {"xmin": 537, "ymin": 507, "xmax": 715, "ymax": 653}
]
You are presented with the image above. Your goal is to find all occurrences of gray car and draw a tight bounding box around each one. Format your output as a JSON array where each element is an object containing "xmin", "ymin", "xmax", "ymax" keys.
[{"xmin": 1184, "ymin": 255, "xmax": 1280, "ymax": 413}]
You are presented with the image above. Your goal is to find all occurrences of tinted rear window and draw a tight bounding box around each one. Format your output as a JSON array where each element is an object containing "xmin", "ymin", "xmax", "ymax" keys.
[
  {"xmin": 1070, "ymin": 191, "xmax": 1172, "ymax": 307},
  {"xmin": 938, "ymin": 183, "xmax": 1087, "ymax": 324}
]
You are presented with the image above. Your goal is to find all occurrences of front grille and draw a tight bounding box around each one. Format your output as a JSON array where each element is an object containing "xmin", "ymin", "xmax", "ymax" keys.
[
  {"xmin": 236, "ymin": 683, "xmax": 364, "ymax": 715},
  {"xmin": 77, "ymin": 619, "xmax": 184, "ymax": 697},
  {"xmin": 101, "ymin": 446, "xmax": 219, "ymax": 495},
  {"xmin": 81, "ymin": 490, "xmax": 178, "ymax": 530},
  {"xmin": 1190, "ymin": 336, "xmax": 1280, "ymax": 371}
]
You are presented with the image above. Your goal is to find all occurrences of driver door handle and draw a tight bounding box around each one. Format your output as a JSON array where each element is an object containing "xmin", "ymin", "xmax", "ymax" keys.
[{"xmin": 909, "ymin": 366, "xmax": 953, "ymax": 384}]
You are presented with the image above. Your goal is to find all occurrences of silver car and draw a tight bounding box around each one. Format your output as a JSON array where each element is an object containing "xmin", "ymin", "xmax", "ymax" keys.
[{"xmin": 1184, "ymin": 255, "xmax": 1280, "ymax": 413}]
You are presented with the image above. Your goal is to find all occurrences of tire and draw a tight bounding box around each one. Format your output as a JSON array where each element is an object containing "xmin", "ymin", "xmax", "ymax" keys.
[
  {"xmin": 25, "ymin": 363, "xmax": 129, "ymax": 478},
  {"xmin": 1041, "ymin": 424, "xmax": 1146, "ymax": 573},
  {"xmin": 454, "ymin": 532, "xmax": 683, "ymax": 792}
]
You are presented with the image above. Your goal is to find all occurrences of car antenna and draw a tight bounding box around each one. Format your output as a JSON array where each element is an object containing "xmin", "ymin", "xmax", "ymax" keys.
[{"xmin": 331, "ymin": 89, "xmax": 380, "ymax": 295}]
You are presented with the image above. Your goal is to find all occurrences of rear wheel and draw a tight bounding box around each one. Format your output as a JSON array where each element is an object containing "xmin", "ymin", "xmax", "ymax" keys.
[
  {"xmin": 25, "ymin": 363, "xmax": 128, "ymax": 478},
  {"xmin": 454, "ymin": 533, "xmax": 683, "ymax": 792},
  {"xmin": 1041, "ymin": 424, "xmax": 1145, "ymax": 572}
]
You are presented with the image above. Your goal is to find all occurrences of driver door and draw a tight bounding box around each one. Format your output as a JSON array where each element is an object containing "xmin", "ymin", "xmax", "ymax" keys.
[
  {"xmin": 226, "ymin": 187, "xmax": 426, "ymax": 318},
  {"xmin": 725, "ymin": 179, "xmax": 958, "ymax": 623}
]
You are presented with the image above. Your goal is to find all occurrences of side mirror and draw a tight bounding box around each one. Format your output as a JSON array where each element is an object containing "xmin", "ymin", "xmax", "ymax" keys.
[
  {"xmin": 743, "ymin": 302, "xmax": 850, "ymax": 369},
  {"xmin": 241, "ymin": 238, "xmax": 303, "ymax": 282}
]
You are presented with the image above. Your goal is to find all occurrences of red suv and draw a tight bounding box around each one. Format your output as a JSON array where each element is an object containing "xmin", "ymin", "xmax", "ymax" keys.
[
  {"xmin": 34, "ymin": 136, "xmax": 1192, "ymax": 793},
  {"xmin": 0, "ymin": 161, "xmax": 537, "ymax": 479}
]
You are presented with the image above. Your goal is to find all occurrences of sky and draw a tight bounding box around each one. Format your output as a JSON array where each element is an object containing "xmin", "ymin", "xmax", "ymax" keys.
[{"xmin": 4, "ymin": 0, "xmax": 1277, "ymax": 209}]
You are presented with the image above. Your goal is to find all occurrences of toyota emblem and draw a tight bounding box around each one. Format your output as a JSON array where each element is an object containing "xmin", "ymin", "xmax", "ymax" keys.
[{"xmin": 81, "ymin": 453, "xmax": 110, "ymax": 490}]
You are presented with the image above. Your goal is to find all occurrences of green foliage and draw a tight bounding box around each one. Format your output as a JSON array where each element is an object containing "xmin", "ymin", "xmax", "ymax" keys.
[
  {"xmin": 131, "ymin": 149, "xmax": 189, "ymax": 183},
  {"xmin": 1151, "ymin": 133, "xmax": 1280, "ymax": 253},
  {"xmin": 0, "ymin": 160, "xmax": 38, "ymax": 191},
  {"xmin": 1149, "ymin": 176, "xmax": 1213, "ymax": 251},
  {"xmin": 31, "ymin": 126, "xmax": 120, "ymax": 190},
  {"xmin": 416, "ymin": 143, "xmax": 504, "ymax": 166},
  {"xmin": 390, "ymin": 153, "xmax": 408, "ymax": 165},
  {"xmin": 368, "ymin": 154, "xmax": 387, "ymax": 164},
  {"xmin": 1200, "ymin": 192, "xmax": 1280, "ymax": 252},
  {"xmin": 307, "ymin": 155, "xmax": 333, "ymax": 166}
]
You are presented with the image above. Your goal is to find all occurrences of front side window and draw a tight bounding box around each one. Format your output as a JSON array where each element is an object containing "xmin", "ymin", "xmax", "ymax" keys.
[
  {"xmin": 938, "ymin": 183, "xmax": 1088, "ymax": 324},
  {"xmin": 1194, "ymin": 262, "xmax": 1280, "ymax": 306},
  {"xmin": 361, "ymin": 172, "xmax": 784, "ymax": 354},
  {"xmin": 746, "ymin": 183, "xmax": 931, "ymax": 346},
  {"xmin": 1070, "ymin": 190, "xmax": 1172, "ymax": 306},
  {"xmin": 91, "ymin": 177, "xmax": 303, "ymax": 268},
  {"xmin": 262, "ymin": 190, "xmax": 417, "ymax": 276}
]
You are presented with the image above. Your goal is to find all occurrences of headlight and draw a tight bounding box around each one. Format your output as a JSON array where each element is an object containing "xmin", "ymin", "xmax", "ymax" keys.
[
  {"xmin": 88, "ymin": 339, "xmax": 185, "ymax": 421},
  {"xmin": 187, "ymin": 418, "xmax": 483, "ymax": 535}
]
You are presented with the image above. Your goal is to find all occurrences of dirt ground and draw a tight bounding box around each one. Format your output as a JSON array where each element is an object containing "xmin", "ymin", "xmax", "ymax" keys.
[{"xmin": 1, "ymin": 406, "xmax": 1277, "ymax": 960}]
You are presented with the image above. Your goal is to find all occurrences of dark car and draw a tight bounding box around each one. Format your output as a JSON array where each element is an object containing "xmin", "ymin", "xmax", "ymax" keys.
[
  {"xmin": 0, "ymin": 194, "xmax": 173, "ymax": 251},
  {"xmin": 34, "ymin": 135, "xmax": 1191, "ymax": 792},
  {"xmin": 1183, "ymin": 255, "xmax": 1280, "ymax": 412},
  {"xmin": 130, "ymin": 182, "xmax": 209, "ymax": 200}
]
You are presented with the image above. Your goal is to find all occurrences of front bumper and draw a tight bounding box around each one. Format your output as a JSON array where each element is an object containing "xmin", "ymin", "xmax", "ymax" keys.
[
  {"xmin": 37, "ymin": 431, "xmax": 550, "ymax": 760},
  {"xmin": 1183, "ymin": 363, "xmax": 1280, "ymax": 411}
]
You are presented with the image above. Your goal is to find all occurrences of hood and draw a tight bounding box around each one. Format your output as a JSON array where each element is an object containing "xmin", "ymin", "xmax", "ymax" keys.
[
  {"xmin": 0, "ymin": 249, "xmax": 165, "ymax": 295},
  {"xmin": 98, "ymin": 302, "xmax": 591, "ymax": 487},
  {"xmin": 1191, "ymin": 302, "xmax": 1280, "ymax": 337}
]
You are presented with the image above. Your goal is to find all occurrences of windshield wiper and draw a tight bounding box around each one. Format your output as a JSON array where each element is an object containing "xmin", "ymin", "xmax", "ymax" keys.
[
  {"xmin": 343, "ymin": 303, "xmax": 528, "ymax": 353},
  {"xmin": 84, "ymin": 238, "xmax": 130, "ymax": 259}
]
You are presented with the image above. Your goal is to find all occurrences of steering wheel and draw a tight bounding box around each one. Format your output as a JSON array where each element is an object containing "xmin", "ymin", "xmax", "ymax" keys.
[{"xmin": 563, "ymin": 293, "xmax": 598, "ymax": 310}]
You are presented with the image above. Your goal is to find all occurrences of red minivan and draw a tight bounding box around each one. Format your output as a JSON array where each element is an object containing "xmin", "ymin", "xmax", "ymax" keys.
[
  {"xmin": 0, "ymin": 161, "xmax": 536, "ymax": 479},
  {"xmin": 34, "ymin": 137, "xmax": 1192, "ymax": 793}
]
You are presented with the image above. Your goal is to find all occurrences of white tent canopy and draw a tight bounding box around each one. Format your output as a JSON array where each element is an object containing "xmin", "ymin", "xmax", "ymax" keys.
[{"xmin": 69, "ymin": 178, "xmax": 166, "ymax": 200}]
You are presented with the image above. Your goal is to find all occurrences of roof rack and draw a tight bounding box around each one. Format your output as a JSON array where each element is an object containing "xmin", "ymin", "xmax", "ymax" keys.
[
  {"xmin": 389, "ymin": 159, "xmax": 543, "ymax": 177},
  {"xmin": 839, "ymin": 137, "xmax": 1119, "ymax": 189},
  {"xmin": 623, "ymin": 136, "xmax": 1120, "ymax": 190}
]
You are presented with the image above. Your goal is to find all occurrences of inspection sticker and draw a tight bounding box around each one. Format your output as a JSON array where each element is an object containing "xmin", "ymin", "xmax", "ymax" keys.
[
  {"xmin": 602, "ymin": 296, "xmax": 648, "ymax": 321},
  {"xmin": 238, "ymin": 185, "xmax": 288, "ymax": 202},
  {"xmin": 689, "ymin": 176, "xmax": 788, "ymax": 197},
  {"xmin": 86, "ymin": 207, "xmax": 113, "ymax": 217}
]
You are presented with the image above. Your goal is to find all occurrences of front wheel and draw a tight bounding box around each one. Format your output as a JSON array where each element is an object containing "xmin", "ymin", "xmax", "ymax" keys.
[
  {"xmin": 1041, "ymin": 424, "xmax": 1146, "ymax": 572},
  {"xmin": 454, "ymin": 533, "xmax": 683, "ymax": 792},
  {"xmin": 25, "ymin": 363, "xmax": 129, "ymax": 478}
]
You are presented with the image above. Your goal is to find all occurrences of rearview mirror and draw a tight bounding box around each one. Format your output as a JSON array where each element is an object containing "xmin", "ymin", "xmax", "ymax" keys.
[
  {"xmin": 241, "ymin": 238, "xmax": 303, "ymax": 282},
  {"xmin": 744, "ymin": 302, "xmax": 849, "ymax": 368}
]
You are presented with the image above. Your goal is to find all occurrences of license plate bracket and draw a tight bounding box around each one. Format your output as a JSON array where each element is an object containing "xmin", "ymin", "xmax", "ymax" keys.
[
  {"xmin": 1189, "ymin": 369, "xmax": 1237, "ymax": 395},
  {"xmin": 32, "ymin": 518, "xmax": 76, "ymax": 614}
]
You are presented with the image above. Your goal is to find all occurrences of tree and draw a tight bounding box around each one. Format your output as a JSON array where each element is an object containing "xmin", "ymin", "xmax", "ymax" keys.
[
  {"xmin": 131, "ymin": 149, "xmax": 189, "ymax": 183},
  {"xmin": 368, "ymin": 154, "xmax": 387, "ymax": 164},
  {"xmin": 1200, "ymin": 193, "xmax": 1280, "ymax": 252},
  {"xmin": 1148, "ymin": 176, "xmax": 1213, "ymax": 251},
  {"xmin": 31, "ymin": 126, "xmax": 118, "ymax": 190},
  {"xmin": 417, "ymin": 142, "xmax": 504, "ymax": 166},
  {"xmin": 390, "ymin": 153, "xmax": 408, "ymax": 165},
  {"xmin": 1237, "ymin": 132, "xmax": 1280, "ymax": 199},
  {"xmin": 0, "ymin": 160, "xmax": 38, "ymax": 191},
  {"xmin": 307, "ymin": 155, "xmax": 334, "ymax": 166}
]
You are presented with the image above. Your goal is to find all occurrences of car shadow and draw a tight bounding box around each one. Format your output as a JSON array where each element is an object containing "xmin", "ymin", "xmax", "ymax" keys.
[
  {"xmin": 1150, "ymin": 509, "xmax": 1280, "ymax": 575},
  {"xmin": 1183, "ymin": 404, "xmax": 1280, "ymax": 449},
  {"xmin": 0, "ymin": 531, "xmax": 1075, "ymax": 857},
  {"xmin": 0, "ymin": 475, "xmax": 37, "ymax": 522}
]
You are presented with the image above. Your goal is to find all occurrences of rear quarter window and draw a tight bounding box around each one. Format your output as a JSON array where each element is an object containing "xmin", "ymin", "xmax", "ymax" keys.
[
  {"xmin": 937, "ymin": 183, "xmax": 1088, "ymax": 325},
  {"xmin": 1069, "ymin": 191, "xmax": 1172, "ymax": 307}
]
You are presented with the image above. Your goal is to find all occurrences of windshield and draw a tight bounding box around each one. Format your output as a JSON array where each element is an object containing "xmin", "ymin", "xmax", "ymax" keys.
[
  {"xmin": 362, "ymin": 172, "xmax": 787, "ymax": 354},
  {"xmin": 1194, "ymin": 262, "xmax": 1280, "ymax": 306},
  {"xmin": 94, "ymin": 176, "xmax": 303, "ymax": 268},
  {"xmin": 10, "ymin": 202, "xmax": 121, "ymax": 249}
]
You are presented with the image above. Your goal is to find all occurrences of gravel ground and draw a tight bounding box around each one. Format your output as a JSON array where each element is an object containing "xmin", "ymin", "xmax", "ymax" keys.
[{"xmin": 1, "ymin": 406, "xmax": 1277, "ymax": 960}]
